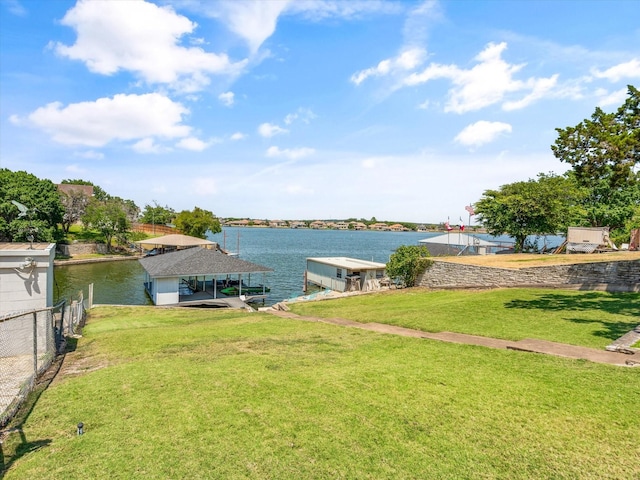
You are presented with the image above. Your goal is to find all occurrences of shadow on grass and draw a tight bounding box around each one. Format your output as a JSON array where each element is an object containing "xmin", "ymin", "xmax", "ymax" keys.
[
  {"xmin": 560, "ymin": 317, "xmax": 639, "ymax": 342},
  {"xmin": 505, "ymin": 291, "xmax": 640, "ymax": 316},
  {"xmin": 0, "ymin": 337, "xmax": 77, "ymax": 475},
  {"xmin": 505, "ymin": 291, "xmax": 640, "ymax": 341}
]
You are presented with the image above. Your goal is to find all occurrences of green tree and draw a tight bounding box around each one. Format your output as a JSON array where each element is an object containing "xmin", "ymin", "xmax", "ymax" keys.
[
  {"xmin": 59, "ymin": 188, "xmax": 91, "ymax": 234},
  {"xmin": 551, "ymin": 85, "xmax": 640, "ymax": 234},
  {"xmin": 82, "ymin": 197, "xmax": 132, "ymax": 252},
  {"xmin": 140, "ymin": 202, "xmax": 176, "ymax": 227},
  {"xmin": 174, "ymin": 207, "xmax": 221, "ymax": 238},
  {"xmin": 386, "ymin": 245, "xmax": 432, "ymax": 287},
  {"xmin": 0, "ymin": 169, "xmax": 64, "ymax": 242},
  {"xmin": 475, "ymin": 173, "xmax": 583, "ymax": 252}
]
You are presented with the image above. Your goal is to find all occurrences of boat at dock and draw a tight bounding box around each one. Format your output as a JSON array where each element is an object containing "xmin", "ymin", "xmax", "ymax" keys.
[{"xmin": 220, "ymin": 285, "xmax": 270, "ymax": 296}]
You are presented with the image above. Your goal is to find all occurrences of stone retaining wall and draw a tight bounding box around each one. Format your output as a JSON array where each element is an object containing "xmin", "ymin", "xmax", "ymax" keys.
[
  {"xmin": 417, "ymin": 259, "xmax": 640, "ymax": 292},
  {"xmin": 57, "ymin": 243, "xmax": 108, "ymax": 256}
]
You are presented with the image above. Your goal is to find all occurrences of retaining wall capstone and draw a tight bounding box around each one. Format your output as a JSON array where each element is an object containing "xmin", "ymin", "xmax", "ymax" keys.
[{"xmin": 417, "ymin": 259, "xmax": 640, "ymax": 292}]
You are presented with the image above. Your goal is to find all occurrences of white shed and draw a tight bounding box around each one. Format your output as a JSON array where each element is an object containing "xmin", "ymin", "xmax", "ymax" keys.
[
  {"xmin": 0, "ymin": 243, "xmax": 56, "ymax": 316},
  {"xmin": 566, "ymin": 227, "xmax": 615, "ymax": 253},
  {"xmin": 305, "ymin": 257, "xmax": 386, "ymax": 293}
]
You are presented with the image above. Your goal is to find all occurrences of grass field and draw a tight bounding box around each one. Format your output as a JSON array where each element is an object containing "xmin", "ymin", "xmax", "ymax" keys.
[
  {"xmin": 3, "ymin": 291, "xmax": 640, "ymax": 479},
  {"xmin": 289, "ymin": 288, "xmax": 640, "ymax": 349}
]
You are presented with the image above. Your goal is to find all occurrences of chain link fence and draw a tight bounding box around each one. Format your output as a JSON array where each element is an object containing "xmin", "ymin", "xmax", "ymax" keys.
[{"xmin": 0, "ymin": 291, "xmax": 87, "ymax": 427}]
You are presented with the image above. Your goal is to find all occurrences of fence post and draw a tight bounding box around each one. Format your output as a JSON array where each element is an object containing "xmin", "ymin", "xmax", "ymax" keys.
[
  {"xmin": 88, "ymin": 283, "xmax": 94, "ymax": 309},
  {"xmin": 32, "ymin": 312, "xmax": 38, "ymax": 378}
]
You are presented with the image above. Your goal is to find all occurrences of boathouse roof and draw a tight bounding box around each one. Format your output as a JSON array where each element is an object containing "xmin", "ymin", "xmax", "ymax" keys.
[
  {"xmin": 139, "ymin": 247, "xmax": 272, "ymax": 277},
  {"xmin": 136, "ymin": 234, "xmax": 215, "ymax": 248},
  {"xmin": 419, "ymin": 233, "xmax": 498, "ymax": 247},
  {"xmin": 306, "ymin": 257, "xmax": 386, "ymax": 270}
]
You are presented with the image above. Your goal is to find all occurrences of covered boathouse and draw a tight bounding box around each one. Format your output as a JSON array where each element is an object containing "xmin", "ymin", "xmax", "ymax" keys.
[
  {"xmin": 139, "ymin": 247, "xmax": 272, "ymax": 307},
  {"xmin": 305, "ymin": 257, "xmax": 386, "ymax": 293}
]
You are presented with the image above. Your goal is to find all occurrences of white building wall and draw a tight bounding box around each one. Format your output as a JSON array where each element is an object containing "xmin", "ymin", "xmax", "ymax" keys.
[
  {"xmin": 154, "ymin": 277, "xmax": 179, "ymax": 305},
  {"xmin": 306, "ymin": 261, "xmax": 349, "ymax": 291},
  {"xmin": 0, "ymin": 244, "xmax": 55, "ymax": 316}
]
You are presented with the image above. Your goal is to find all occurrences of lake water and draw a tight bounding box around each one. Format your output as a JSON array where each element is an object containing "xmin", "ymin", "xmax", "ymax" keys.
[{"xmin": 54, "ymin": 228, "xmax": 561, "ymax": 306}]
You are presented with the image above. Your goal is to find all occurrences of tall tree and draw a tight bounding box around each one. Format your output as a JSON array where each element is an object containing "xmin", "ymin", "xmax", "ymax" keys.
[
  {"xmin": 140, "ymin": 202, "xmax": 176, "ymax": 226},
  {"xmin": 59, "ymin": 188, "xmax": 92, "ymax": 234},
  {"xmin": 0, "ymin": 169, "xmax": 64, "ymax": 242},
  {"xmin": 174, "ymin": 207, "xmax": 221, "ymax": 238},
  {"xmin": 551, "ymin": 85, "xmax": 640, "ymax": 232},
  {"xmin": 82, "ymin": 197, "xmax": 132, "ymax": 252},
  {"xmin": 475, "ymin": 173, "xmax": 583, "ymax": 252}
]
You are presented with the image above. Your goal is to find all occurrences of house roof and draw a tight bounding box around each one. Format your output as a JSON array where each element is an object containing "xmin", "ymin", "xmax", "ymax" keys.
[
  {"xmin": 307, "ymin": 257, "xmax": 386, "ymax": 270},
  {"xmin": 419, "ymin": 233, "xmax": 498, "ymax": 247},
  {"xmin": 57, "ymin": 184, "xmax": 94, "ymax": 197},
  {"xmin": 139, "ymin": 247, "xmax": 272, "ymax": 277},
  {"xmin": 135, "ymin": 234, "xmax": 215, "ymax": 248}
]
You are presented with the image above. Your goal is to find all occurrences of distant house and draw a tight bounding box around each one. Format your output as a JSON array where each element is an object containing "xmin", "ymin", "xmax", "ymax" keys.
[
  {"xmin": 310, "ymin": 221, "xmax": 327, "ymax": 229},
  {"xmin": 305, "ymin": 257, "xmax": 386, "ymax": 293},
  {"xmin": 0, "ymin": 243, "xmax": 56, "ymax": 316},
  {"xmin": 369, "ymin": 223, "xmax": 390, "ymax": 231},
  {"xmin": 57, "ymin": 184, "xmax": 94, "ymax": 198},
  {"xmin": 225, "ymin": 219, "xmax": 250, "ymax": 227},
  {"xmin": 389, "ymin": 223, "xmax": 407, "ymax": 232},
  {"xmin": 351, "ymin": 222, "xmax": 368, "ymax": 230},
  {"xmin": 269, "ymin": 220, "xmax": 288, "ymax": 228}
]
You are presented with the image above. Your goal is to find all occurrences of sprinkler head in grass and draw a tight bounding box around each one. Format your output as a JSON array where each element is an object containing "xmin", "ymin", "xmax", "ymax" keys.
[{"xmin": 77, "ymin": 422, "xmax": 84, "ymax": 435}]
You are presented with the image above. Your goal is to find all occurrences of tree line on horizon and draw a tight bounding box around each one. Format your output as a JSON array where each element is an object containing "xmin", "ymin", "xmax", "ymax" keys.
[{"xmin": 1, "ymin": 86, "xmax": 638, "ymax": 252}]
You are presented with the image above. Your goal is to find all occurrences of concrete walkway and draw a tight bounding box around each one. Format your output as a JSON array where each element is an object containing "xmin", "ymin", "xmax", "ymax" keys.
[{"xmin": 268, "ymin": 310, "xmax": 640, "ymax": 367}]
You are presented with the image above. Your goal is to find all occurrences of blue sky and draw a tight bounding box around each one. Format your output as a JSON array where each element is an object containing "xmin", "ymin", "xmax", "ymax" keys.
[{"xmin": 1, "ymin": 0, "xmax": 639, "ymax": 223}]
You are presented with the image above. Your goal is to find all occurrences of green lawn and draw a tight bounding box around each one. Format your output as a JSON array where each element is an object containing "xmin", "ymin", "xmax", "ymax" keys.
[
  {"xmin": 289, "ymin": 288, "xmax": 640, "ymax": 349},
  {"xmin": 3, "ymin": 303, "xmax": 639, "ymax": 479}
]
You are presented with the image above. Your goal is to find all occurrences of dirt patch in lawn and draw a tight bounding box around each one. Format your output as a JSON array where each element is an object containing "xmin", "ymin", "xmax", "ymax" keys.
[{"xmin": 434, "ymin": 251, "xmax": 640, "ymax": 270}]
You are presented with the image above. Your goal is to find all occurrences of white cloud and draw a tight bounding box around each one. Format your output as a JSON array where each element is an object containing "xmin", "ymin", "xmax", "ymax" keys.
[
  {"xmin": 54, "ymin": 0, "xmax": 246, "ymax": 92},
  {"xmin": 503, "ymin": 75, "xmax": 559, "ymax": 111},
  {"xmin": 286, "ymin": 0, "xmax": 403, "ymax": 21},
  {"xmin": 351, "ymin": 47, "xmax": 426, "ymax": 85},
  {"xmin": 193, "ymin": 177, "xmax": 217, "ymax": 195},
  {"xmin": 176, "ymin": 137, "xmax": 210, "ymax": 151},
  {"xmin": 13, "ymin": 93, "xmax": 191, "ymax": 147},
  {"xmin": 284, "ymin": 107, "xmax": 317, "ymax": 125},
  {"xmin": 258, "ymin": 122, "xmax": 288, "ymax": 138},
  {"xmin": 266, "ymin": 146, "xmax": 315, "ymax": 160},
  {"xmin": 592, "ymin": 59, "xmax": 640, "ymax": 82},
  {"xmin": 73, "ymin": 150, "xmax": 104, "ymax": 160},
  {"xmin": 596, "ymin": 87, "xmax": 629, "ymax": 107},
  {"xmin": 230, "ymin": 132, "xmax": 247, "ymax": 141},
  {"xmin": 454, "ymin": 121, "xmax": 512, "ymax": 147},
  {"xmin": 64, "ymin": 163, "xmax": 87, "ymax": 173},
  {"xmin": 133, "ymin": 138, "xmax": 165, "ymax": 154},
  {"xmin": 218, "ymin": 91, "xmax": 235, "ymax": 107},
  {"xmin": 404, "ymin": 42, "xmax": 557, "ymax": 113},
  {"xmin": 4, "ymin": 0, "xmax": 27, "ymax": 16},
  {"xmin": 212, "ymin": 0, "xmax": 291, "ymax": 53},
  {"xmin": 362, "ymin": 157, "xmax": 385, "ymax": 169}
]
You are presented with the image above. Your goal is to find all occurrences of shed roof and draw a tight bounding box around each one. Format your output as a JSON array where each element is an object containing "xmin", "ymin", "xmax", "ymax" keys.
[
  {"xmin": 136, "ymin": 234, "xmax": 215, "ymax": 248},
  {"xmin": 139, "ymin": 247, "xmax": 272, "ymax": 277},
  {"xmin": 307, "ymin": 257, "xmax": 386, "ymax": 270}
]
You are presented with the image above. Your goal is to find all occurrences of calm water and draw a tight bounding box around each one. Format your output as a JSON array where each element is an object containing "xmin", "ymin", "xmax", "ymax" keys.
[{"xmin": 54, "ymin": 228, "xmax": 561, "ymax": 306}]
